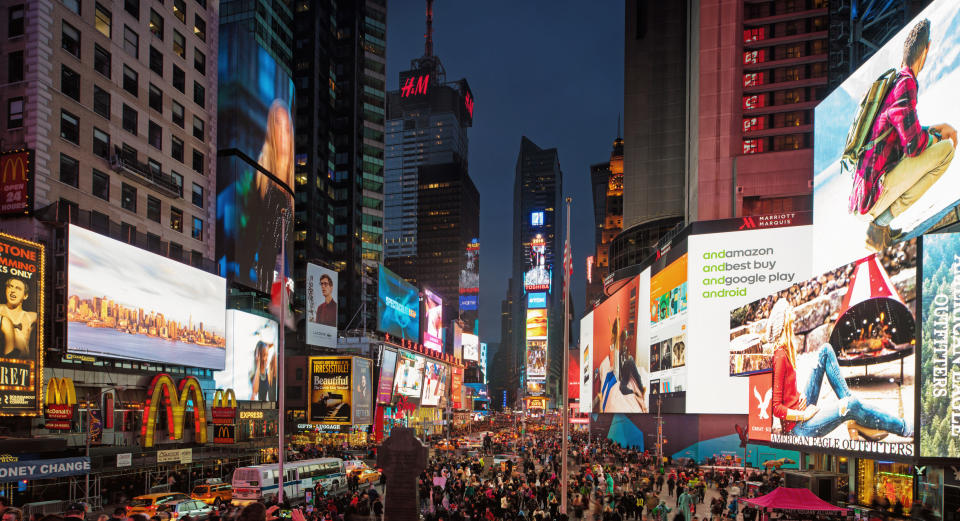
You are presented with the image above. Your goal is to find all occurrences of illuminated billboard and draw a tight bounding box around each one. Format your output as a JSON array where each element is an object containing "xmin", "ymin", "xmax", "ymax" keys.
[
  {"xmin": 459, "ymin": 239, "xmax": 479, "ymax": 295},
  {"xmin": 450, "ymin": 366, "xmax": 464, "ymax": 409},
  {"xmin": 0, "ymin": 149, "xmax": 33, "ymax": 215},
  {"xmin": 648, "ymin": 246, "xmax": 687, "ymax": 411},
  {"xmin": 592, "ymin": 274, "xmax": 648, "ymax": 414},
  {"xmin": 377, "ymin": 265, "xmax": 419, "ymax": 341},
  {"xmin": 526, "ymin": 339, "xmax": 547, "ymax": 381},
  {"xmin": 215, "ymin": 310, "xmax": 279, "ymax": 401},
  {"xmin": 579, "ymin": 312, "xmax": 593, "ymax": 413},
  {"xmin": 376, "ymin": 348, "xmax": 398, "ymax": 405},
  {"xmin": 306, "ymin": 263, "xmax": 337, "ymax": 347},
  {"xmin": 352, "ymin": 357, "xmax": 373, "ymax": 425},
  {"xmin": 527, "ymin": 292, "xmax": 547, "ymax": 309},
  {"xmin": 216, "ymin": 22, "xmax": 295, "ymax": 294},
  {"xmin": 733, "ymin": 240, "xmax": 916, "ymax": 456},
  {"xmin": 524, "ymin": 233, "xmax": 551, "ymax": 292},
  {"xmin": 525, "ymin": 309, "xmax": 548, "ymax": 339},
  {"xmin": 394, "ymin": 351, "xmax": 425, "ymax": 398},
  {"xmin": 308, "ymin": 356, "xmax": 353, "ymax": 425},
  {"xmin": 0, "ymin": 232, "xmax": 43, "ymax": 415},
  {"xmin": 462, "ymin": 333, "xmax": 479, "ymax": 362},
  {"xmin": 421, "ymin": 361, "xmax": 447, "ymax": 407},
  {"xmin": 67, "ymin": 225, "xmax": 226, "ymax": 369},
  {"xmin": 422, "ymin": 289, "xmax": 443, "ymax": 352},
  {"xmin": 813, "ymin": 0, "xmax": 960, "ymax": 275}
]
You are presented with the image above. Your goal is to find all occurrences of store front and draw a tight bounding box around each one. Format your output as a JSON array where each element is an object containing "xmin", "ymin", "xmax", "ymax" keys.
[{"xmin": 855, "ymin": 459, "xmax": 913, "ymax": 509}]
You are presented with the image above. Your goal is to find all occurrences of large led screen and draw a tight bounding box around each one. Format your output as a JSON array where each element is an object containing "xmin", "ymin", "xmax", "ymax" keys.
[
  {"xmin": 450, "ymin": 366, "xmax": 463, "ymax": 409},
  {"xmin": 308, "ymin": 356, "xmax": 353, "ymax": 425},
  {"xmin": 421, "ymin": 361, "xmax": 447, "ymax": 407},
  {"xmin": 215, "ymin": 310, "xmax": 279, "ymax": 401},
  {"xmin": 648, "ymin": 246, "xmax": 687, "ymax": 412},
  {"xmin": 526, "ymin": 339, "xmax": 547, "ymax": 381},
  {"xmin": 67, "ymin": 225, "xmax": 226, "ymax": 369},
  {"xmin": 579, "ymin": 312, "xmax": 593, "ymax": 413},
  {"xmin": 732, "ymin": 240, "xmax": 917, "ymax": 456},
  {"xmin": 422, "ymin": 289, "xmax": 443, "ymax": 352},
  {"xmin": 462, "ymin": 333, "xmax": 479, "ymax": 362},
  {"xmin": 813, "ymin": 0, "xmax": 960, "ymax": 275},
  {"xmin": 524, "ymin": 233, "xmax": 551, "ymax": 292},
  {"xmin": 394, "ymin": 351, "xmax": 425, "ymax": 398},
  {"xmin": 525, "ymin": 309, "xmax": 547, "ymax": 339},
  {"xmin": 0, "ymin": 232, "xmax": 44, "ymax": 415},
  {"xmin": 306, "ymin": 263, "xmax": 337, "ymax": 347},
  {"xmin": 685, "ymin": 224, "xmax": 812, "ymax": 414},
  {"xmin": 352, "ymin": 357, "xmax": 373, "ymax": 425},
  {"xmin": 376, "ymin": 348, "xmax": 398, "ymax": 405},
  {"xmin": 216, "ymin": 22, "xmax": 295, "ymax": 294},
  {"xmin": 593, "ymin": 274, "xmax": 648, "ymax": 414},
  {"xmin": 377, "ymin": 265, "xmax": 419, "ymax": 341},
  {"xmin": 920, "ymin": 232, "xmax": 960, "ymax": 456}
]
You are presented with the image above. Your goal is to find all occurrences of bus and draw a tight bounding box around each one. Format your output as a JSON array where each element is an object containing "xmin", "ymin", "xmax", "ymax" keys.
[{"xmin": 231, "ymin": 458, "xmax": 346, "ymax": 505}]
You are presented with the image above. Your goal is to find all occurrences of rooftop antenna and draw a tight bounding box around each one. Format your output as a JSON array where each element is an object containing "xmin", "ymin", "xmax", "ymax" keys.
[
  {"xmin": 617, "ymin": 113, "xmax": 621, "ymax": 140},
  {"xmin": 425, "ymin": 0, "xmax": 434, "ymax": 57}
]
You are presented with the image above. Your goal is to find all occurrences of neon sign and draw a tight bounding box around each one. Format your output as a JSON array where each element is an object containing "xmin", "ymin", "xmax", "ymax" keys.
[
  {"xmin": 464, "ymin": 92, "xmax": 474, "ymax": 118},
  {"xmin": 401, "ymin": 75, "xmax": 430, "ymax": 97},
  {"xmin": 141, "ymin": 374, "xmax": 208, "ymax": 448}
]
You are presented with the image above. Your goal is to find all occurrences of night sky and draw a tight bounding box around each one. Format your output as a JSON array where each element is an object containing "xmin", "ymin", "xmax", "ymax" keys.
[{"xmin": 386, "ymin": 1, "xmax": 624, "ymax": 347}]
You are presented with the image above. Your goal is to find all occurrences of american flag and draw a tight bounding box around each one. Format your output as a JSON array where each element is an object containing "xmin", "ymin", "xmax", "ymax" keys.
[{"xmin": 562, "ymin": 238, "xmax": 572, "ymax": 302}]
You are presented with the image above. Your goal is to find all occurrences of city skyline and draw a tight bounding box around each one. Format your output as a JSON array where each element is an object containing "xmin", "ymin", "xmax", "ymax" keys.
[{"xmin": 68, "ymin": 294, "xmax": 226, "ymax": 347}]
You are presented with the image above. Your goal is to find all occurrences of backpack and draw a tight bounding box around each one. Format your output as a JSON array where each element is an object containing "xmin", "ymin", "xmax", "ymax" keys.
[{"xmin": 841, "ymin": 68, "xmax": 899, "ymax": 172}]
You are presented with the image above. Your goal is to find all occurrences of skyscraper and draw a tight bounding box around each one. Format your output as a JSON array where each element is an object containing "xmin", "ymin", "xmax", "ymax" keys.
[
  {"xmin": 586, "ymin": 129, "xmax": 624, "ymax": 308},
  {"xmin": 511, "ymin": 137, "xmax": 563, "ymax": 405}
]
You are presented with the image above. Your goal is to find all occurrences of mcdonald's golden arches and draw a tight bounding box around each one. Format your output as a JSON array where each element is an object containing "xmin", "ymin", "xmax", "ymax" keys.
[
  {"xmin": 141, "ymin": 374, "xmax": 207, "ymax": 448},
  {"xmin": 44, "ymin": 377, "xmax": 76, "ymax": 429}
]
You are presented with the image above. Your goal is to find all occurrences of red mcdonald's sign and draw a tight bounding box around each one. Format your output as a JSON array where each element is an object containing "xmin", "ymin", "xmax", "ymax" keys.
[{"xmin": 0, "ymin": 149, "xmax": 33, "ymax": 215}]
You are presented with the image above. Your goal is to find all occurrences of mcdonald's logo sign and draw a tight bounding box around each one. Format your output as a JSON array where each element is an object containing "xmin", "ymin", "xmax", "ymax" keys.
[
  {"xmin": 214, "ymin": 424, "xmax": 235, "ymax": 444},
  {"xmin": 44, "ymin": 378, "xmax": 76, "ymax": 430},
  {"xmin": 0, "ymin": 149, "xmax": 32, "ymax": 215},
  {"xmin": 141, "ymin": 374, "xmax": 207, "ymax": 448},
  {"xmin": 211, "ymin": 389, "xmax": 236, "ymax": 425}
]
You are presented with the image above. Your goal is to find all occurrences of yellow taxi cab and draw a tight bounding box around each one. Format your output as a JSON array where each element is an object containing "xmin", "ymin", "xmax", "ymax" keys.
[
  {"xmin": 356, "ymin": 468, "xmax": 381, "ymax": 484},
  {"xmin": 190, "ymin": 482, "xmax": 233, "ymax": 506},
  {"xmin": 126, "ymin": 492, "xmax": 190, "ymax": 516}
]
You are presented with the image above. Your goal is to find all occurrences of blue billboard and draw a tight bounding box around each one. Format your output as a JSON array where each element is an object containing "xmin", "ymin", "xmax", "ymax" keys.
[
  {"xmin": 459, "ymin": 295, "xmax": 478, "ymax": 311},
  {"xmin": 377, "ymin": 265, "xmax": 419, "ymax": 341},
  {"xmin": 527, "ymin": 292, "xmax": 547, "ymax": 309}
]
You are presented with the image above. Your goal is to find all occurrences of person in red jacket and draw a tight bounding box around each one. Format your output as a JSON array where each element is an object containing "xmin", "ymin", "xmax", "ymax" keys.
[{"xmin": 767, "ymin": 298, "xmax": 912, "ymax": 441}]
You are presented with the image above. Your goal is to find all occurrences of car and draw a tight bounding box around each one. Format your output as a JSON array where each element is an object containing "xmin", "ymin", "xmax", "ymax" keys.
[
  {"xmin": 155, "ymin": 499, "xmax": 214, "ymax": 521},
  {"xmin": 356, "ymin": 468, "xmax": 381, "ymax": 484},
  {"xmin": 190, "ymin": 482, "xmax": 232, "ymax": 506},
  {"xmin": 127, "ymin": 493, "xmax": 190, "ymax": 516},
  {"xmin": 344, "ymin": 459, "xmax": 368, "ymax": 477}
]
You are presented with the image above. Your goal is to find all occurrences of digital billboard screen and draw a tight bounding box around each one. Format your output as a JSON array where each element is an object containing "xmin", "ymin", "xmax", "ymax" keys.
[
  {"xmin": 422, "ymin": 289, "xmax": 443, "ymax": 352},
  {"xmin": 352, "ymin": 357, "xmax": 373, "ymax": 425},
  {"xmin": 524, "ymin": 233, "xmax": 551, "ymax": 292},
  {"xmin": 216, "ymin": 22, "xmax": 295, "ymax": 294},
  {"xmin": 525, "ymin": 309, "xmax": 547, "ymax": 339},
  {"xmin": 421, "ymin": 361, "xmax": 447, "ymax": 407},
  {"xmin": 67, "ymin": 225, "xmax": 226, "ymax": 369},
  {"xmin": 0, "ymin": 232, "xmax": 43, "ymax": 415},
  {"xmin": 462, "ymin": 333, "xmax": 479, "ymax": 362},
  {"xmin": 459, "ymin": 238, "xmax": 479, "ymax": 295},
  {"xmin": 450, "ymin": 366, "xmax": 463, "ymax": 409},
  {"xmin": 648, "ymin": 245, "xmax": 687, "ymax": 411},
  {"xmin": 685, "ymin": 224, "xmax": 812, "ymax": 414},
  {"xmin": 526, "ymin": 339, "xmax": 547, "ymax": 381},
  {"xmin": 527, "ymin": 292, "xmax": 547, "ymax": 309},
  {"xmin": 308, "ymin": 356, "xmax": 353, "ymax": 425},
  {"xmin": 579, "ymin": 312, "xmax": 593, "ymax": 413},
  {"xmin": 376, "ymin": 348, "xmax": 398, "ymax": 405},
  {"xmin": 377, "ymin": 265, "xmax": 419, "ymax": 341},
  {"xmin": 215, "ymin": 310, "xmax": 278, "ymax": 401},
  {"xmin": 733, "ymin": 240, "xmax": 917, "ymax": 456},
  {"xmin": 394, "ymin": 351, "xmax": 425, "ymax": 398},
  {"xmin": 813, "ymin": 0, "xmax": 960, "ymax": 275},
  {"xmin": 593, "ymin": 274, "xmax": 648, "ymax": 414},
  {"xmin": 306, "ymin": 263, "xmax": 337, "ymax": 347}
]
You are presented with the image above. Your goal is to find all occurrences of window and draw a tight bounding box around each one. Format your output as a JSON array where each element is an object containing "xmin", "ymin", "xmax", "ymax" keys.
[
  {"xmin": 743, "ymin": 117, "xmax": 765, "ymax": 133},
  {"xmin": 121, "ymin": 222, "xmax": 136, "ymax": 243},
  {"xmin": 169, "ymin": 241, "xmax": 182, "ymax": 261},
  {"xmin": 149, "ymin": 46, "xmax": 163, "ymax": 75},
  {"xmin": 193, "ymin": 48, "xmax": 205, "ymax": 75},
  {"xmin": 90, "ymin": 211, "xmax": 109, "ymax": 234},
  {"xmin": 8, "ymin": 5, "xmax": 24, "ymax": 38},
  {"xmin": 191, "ymin": 149, "xmax": 203, "ymax": 173},
  {"xmin": 7, "ymin": 50, "xmax": 23, "ymax": 82},
  {"xmin": 171, "ymin": 100, "xmax": 184, "ymax": 127},
  {"xmin": 170, "ymin": 207, "xmax": 183, "ymax": 232},
  {"xmin": 146, "ymin": 232, "xmax": 161, "ymax": 252},
  {"xmin": 124, "ymin": 0, "xmax": 139, "ymax": 19},
  {"xmin": 191, "ymin": 250, "xmax": 203, "ymax": 268},
  {"xmin": 148, "ymin": 121, "xmax": 162, "ymax": 149},
  {"xmin": 193, "ymin": 15, "xmax": 205, "ymax": 41},
  {"xmin": 191, "ymin": 216, "xmax": 202, "ymax": 239},
  {"xmin": 196, "ymin": 0, "xmax": 206, "ymax": 9},
  {"xmin": 61, "ymin": 65, "xmax": 80, "ymax": 101},
  {"xmin": 773, "ymin": 134, "xmax": 803, "ymax": 151},
  {"xmin": 170, "ymin": 171, "xmax": 183, "ymax": 193},
  {"xmin": 62, "ymin": 21, "xmax": 80, "ymax": 57},
  {"xmin": 92, "ymin": 169, "xmax": 109, "ymax": 200},
  {"xmin": 93, "ymin": 127, "xmax": 110, "ymax": 159},
  {"xmin": 147, "ymin": 195, "xmax": 161, "ymax": 222},
  {"xmin": 743, "ymin": 138, "xmax": 765, "ymax": 155},
  {"xmin": 7, "ymin": 97, "xmax": 23, "ymax": 128},
  {"xmin": 122, "ymin": 104, "xmax": 137, "ymax": 134},
  {"xmin": 148, "ymin": 158, "xmax": 161, "ymax": 178},
  {"xmin": 173, "ymin": 30, "xmax": 185, "ymax": 58},
  {"xmin": 150, "ymin": 9, "xmax": 163, "ymax": 40},
  {"xmin": 94, "ymin": 44, "xmax": 111, "ymax": 77},
  {"xmin": 172, "ymin": 65, "xmax": 185, "ymax": 92},
  {"xmin": 171, "ymin": 135, "xmax": 184, "ymax": 161},
  {"xmin": 192, "ymin": 116, "xmax": 204, "ymax": 141},
  {"xmin": 62, "ymin": 0, "xmax": 80, "ymax": 14},
  {"xmin": 122, "ymin": 65, "xmax": 138, "ymax": 96},
  {"xmin": 148, "ymin": 83, "xmax": 162, "ymax": 112},
  {"xmin": 60, "ymin": 153, "xmax": 79, "ymax": 187},
  {"xmin": 94, "ymin": 3, "xmax": 111, "ymax": 38},
  {"xmin": 193, "ymin": 81, "xmax": 205, "ymax": 107},
  {"xmin": 121, "ymin": 183, "xmax": 137, "ymax": 212},
  {"xmin": 60, "ymin": 110, "xmax": 79, "ymax": 144},
  {"xmin": 173, "ymin": 0, "xmax": 186, "ymax": 23},
  {"xmin": 191, "ymin": 183, "xmax": 203, "ymax": 207},
  {"xmin": 123, "ymin": 25, "xmax": 138, "ymax": 58},
  {"xmin": 93, "ymin": 85, "xmax": 110, "ymax": 118}
]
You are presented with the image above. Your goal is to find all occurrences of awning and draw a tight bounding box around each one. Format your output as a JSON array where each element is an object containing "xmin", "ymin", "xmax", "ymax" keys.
[{"xmin": 740, "ymin": 487, "xmax": 849, "ymax": 514}]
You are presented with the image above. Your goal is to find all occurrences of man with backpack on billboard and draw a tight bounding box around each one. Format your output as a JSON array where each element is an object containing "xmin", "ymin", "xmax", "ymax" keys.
[{"xmin": 844, "ymin": 18, "xmax": 956, "ymax": 251}]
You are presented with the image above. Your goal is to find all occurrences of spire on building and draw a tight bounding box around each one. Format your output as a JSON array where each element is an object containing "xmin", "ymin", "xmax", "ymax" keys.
[{"xmin": 425, "ymin": 0, "xmax": 434, "ymax": 58}]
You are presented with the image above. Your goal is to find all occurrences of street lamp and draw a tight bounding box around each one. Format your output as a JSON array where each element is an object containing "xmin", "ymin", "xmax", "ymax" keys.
[{"xmin": 86, "ymin": 386, "xmax": 122, "ymax": 505}]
